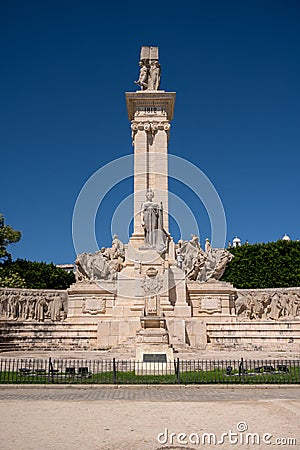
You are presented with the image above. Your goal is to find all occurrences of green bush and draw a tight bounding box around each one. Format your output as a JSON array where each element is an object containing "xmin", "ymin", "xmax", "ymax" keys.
[
  {"xmin": 221, "ymin": 240, "xmax": 300, "ymax": 288},
  {"xmin": 0, "ymin": 259, "xmax": 75, "ymax": 290}
]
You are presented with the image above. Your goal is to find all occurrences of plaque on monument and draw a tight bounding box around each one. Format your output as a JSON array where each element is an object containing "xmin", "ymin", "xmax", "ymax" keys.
[
  {"xmin": 143, "ymin": 353, "xmax": 167, "ymax": 363},
  {"xmin": 198, "ymin": 296, "xmax": 222, "ymax": 314},
  {"xmin": 82, "ymin": 298, "xmax": 106, "ymax": 315}
]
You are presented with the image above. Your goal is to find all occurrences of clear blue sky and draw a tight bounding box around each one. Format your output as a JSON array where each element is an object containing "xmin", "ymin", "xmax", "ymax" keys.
[{"xmin": 1, "ymin": 0, "xmax": 300, "ymax": 263}]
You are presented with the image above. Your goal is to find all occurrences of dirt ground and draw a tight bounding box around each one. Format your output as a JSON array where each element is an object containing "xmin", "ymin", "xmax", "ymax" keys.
[
  {"xmin": 0, "ymin": 385, "xmax": 299, "ymax": 450},
  {"xmin": 1, "ymin": 349, "xmax": 299, "ymax": 449}
]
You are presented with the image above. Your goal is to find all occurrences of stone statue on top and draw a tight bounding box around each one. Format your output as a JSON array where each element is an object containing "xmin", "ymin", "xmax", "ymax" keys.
[{"xmin": 134, "ymin": 46, "xmax": 161, "ymax": 91}]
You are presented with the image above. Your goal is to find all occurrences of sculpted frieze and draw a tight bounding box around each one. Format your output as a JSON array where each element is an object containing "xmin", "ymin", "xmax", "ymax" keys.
[
  {"xmin": 0, "ymin": 289, "xmax": 67, "ymax": 322},
  {"xmin": 235, "ymin": 290, "xmax": 300, "ymax": 321}
]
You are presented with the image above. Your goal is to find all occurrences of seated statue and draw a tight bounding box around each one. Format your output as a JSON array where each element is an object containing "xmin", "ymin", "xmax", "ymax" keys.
[
  {"xmin": 75, "ymin": 236, "xmax": 125, "ymax": 282},
  {"xmin": 178, "ymin": 236, "xmax": 234, "ymax": 283}
]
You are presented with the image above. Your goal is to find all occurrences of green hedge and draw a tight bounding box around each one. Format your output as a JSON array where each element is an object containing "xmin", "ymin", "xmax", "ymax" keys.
[
  {"xmin": 221, "ymin": 240, "xmax": 300, "ymax": 288},
  {"xmin": 0, "ymin": 259, "xmax": 75, "ymax": 290}
]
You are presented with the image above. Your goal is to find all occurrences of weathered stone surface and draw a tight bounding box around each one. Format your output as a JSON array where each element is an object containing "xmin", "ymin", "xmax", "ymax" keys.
[
  {"xmin": 235, "ymin": 288, "xmax": 300, "ymax": 321},
  {"xmin": 0, "ymin": 321, "xmax": 97, "ymax": 352},
  {"xmin": 75, "ymin": 235, "xmax": 125, "ymax": 283},
  {"xmin": 0, "ymin": 288, "xmax": 67, "ymax": 323},
  {"xmin": 207, "ymin": 321, "xmax": 300, "ymax": 351}
]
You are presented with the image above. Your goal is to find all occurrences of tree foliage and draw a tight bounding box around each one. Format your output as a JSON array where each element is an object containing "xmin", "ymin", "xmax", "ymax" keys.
[
  {"xmin": 0, "ymin": 214, "xmax": 75, "ymax": 289},
  {"xmin": 0, "ymin": 214, "xmax": 21, "ymax": 261},
  {"xmin": 0, "ymin": 268, "xmax": 27, "ymax": 288},
  {"xmin": 221, "ymin": 240, "xmax": 300, "ymax": 288},
  {"xmin": 0, "ymin": 259, "xmax": 75, "ymax": 290}
]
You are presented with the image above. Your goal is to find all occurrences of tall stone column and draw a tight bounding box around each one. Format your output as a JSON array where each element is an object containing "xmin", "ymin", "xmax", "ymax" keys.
[{"xmin": 125, "ymin": 91, "xmax": 176, "ymax": 242}]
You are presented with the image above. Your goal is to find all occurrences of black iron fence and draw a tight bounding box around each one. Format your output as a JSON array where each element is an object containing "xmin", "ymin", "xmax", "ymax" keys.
[{"xmin": 0, "ymin": 357, "xmax": 299, "ymax": 384}]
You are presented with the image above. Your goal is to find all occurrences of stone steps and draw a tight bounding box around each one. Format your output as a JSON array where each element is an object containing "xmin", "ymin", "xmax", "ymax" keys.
[
  {"xmin": 0, "ymin": 321, "xmax": 98, "ymax": 352},
  {"xmin": 207, "ymin": 321, "xmax": 300, "ymax": 351}
]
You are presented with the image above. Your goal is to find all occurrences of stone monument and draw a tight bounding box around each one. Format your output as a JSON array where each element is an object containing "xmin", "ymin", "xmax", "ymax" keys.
[
  {"xmin": 1, "ymin": 46, "xmax": 300, "ymax": 354},
  {"xmin": 66, "ymin": 46, "xmax": 236, "ymax": 361}
]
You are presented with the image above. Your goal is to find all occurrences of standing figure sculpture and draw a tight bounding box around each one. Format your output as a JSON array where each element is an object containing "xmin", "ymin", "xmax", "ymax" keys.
[
  {"xmin": 134, "ymin": 61, "xmax": 149, "ymax": 90},
  {"xmin": 140, "ymin": 190, "xmax": 168, "ymax": 254},
  {"xmin": 134, "ymin": 47, "xmax": 161, "ymax": 91},
  {"xmin": 148, "ymin": 61, "xmax": 161, "ymax": 90},
  {"xmin": 205, "ymin": 238, "xmax": 212, "ymax": 254},
  {"xmin": 111, "ymin": 234, "xmax": 125, "ymax": 259}
]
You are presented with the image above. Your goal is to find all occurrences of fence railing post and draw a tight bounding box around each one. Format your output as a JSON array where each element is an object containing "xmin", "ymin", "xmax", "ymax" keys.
[
  {"xmin": 48, "ymin": 357, "xmax": 54, "ymax": 384},
  {"xmin": 175, "ymin": 358, "xmax": 180, "ymax": 384},
  {"xmin": 113, "ymin": 358, "xmax": 117, "ymax": 385},
  {"xmin": 239, "ymin": 357, "xmax": 245, "ymax": 383}
]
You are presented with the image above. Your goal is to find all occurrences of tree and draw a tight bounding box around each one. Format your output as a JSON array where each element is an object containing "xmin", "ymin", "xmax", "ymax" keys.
[
  {"xmin": 0, "ymin": 214, "xmax": 21, "ymax": 261},
  {"xmin": 221, "ymin": 240, "xmax": 300, "ymax": 288},
  {"xmin": 0, "ymin": 259, "xmax": 75, "ymax": 290}
]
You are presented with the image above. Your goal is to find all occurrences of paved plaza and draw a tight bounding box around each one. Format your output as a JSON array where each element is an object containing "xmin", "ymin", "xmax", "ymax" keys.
[{"xmin": 0, "ymin": 385, "xmax": 299, "ymax": 450}]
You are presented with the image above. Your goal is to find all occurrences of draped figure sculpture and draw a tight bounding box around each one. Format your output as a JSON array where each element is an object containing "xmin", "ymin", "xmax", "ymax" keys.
[{"xmin": 140, "ymin": 190, "xmax": 168, "ymax": 254}]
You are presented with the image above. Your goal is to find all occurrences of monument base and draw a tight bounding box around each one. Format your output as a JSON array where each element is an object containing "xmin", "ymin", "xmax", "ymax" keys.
[{"xmin": 135, "ymin": 336, "xmax": 174, "ymax": 375}]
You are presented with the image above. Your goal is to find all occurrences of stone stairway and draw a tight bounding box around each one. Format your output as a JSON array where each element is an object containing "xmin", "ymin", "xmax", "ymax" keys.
[{"xmin": 0, "ymin": 321, "xmax": 98, "ymax": 352}]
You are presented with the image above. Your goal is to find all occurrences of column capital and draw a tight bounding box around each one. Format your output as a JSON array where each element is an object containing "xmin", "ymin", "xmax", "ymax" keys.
[{"xmin": 131, "ymin": 120, "xmax": 171, "ymax": 145}]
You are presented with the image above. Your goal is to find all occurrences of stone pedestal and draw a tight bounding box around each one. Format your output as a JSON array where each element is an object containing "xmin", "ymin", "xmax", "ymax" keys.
[
  {"xmin": 180, "ymin": 280, "xmax": 237, "ymax": 350},
  {"xmin": 171, "ymin": 267, "xmax": 191, "ymax": 317},
  {"xmin": 67, "ymin": 281, "xmax": 116, "ymax": 323},
  {"xmin": 187, "ymin": 279, "xmax": 236, "ymax": 321},
  {"xmin": 115, "ymin": 246, "xmax": 180, "ymax": 316},
  {"xmin": 135, "ymin": 314, "xmax": 174, "ymax": 373}
]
